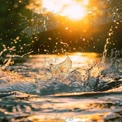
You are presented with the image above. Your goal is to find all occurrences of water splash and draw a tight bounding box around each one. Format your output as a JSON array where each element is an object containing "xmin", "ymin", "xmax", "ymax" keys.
[
  {"xmin": 50, "ymin": 56, "xmax": 72, "ymax": 81},
  {"xmin": 0, "ymin": 53, "xmax": 121, "ymax": 96},
  {"xmin": 0, "ymin": 45, "xmax": 15, "ymax": 70}
]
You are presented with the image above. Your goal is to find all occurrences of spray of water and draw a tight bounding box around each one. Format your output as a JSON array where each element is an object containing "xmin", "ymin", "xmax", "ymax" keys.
[{"xmin": 0, "ymin": 0, "xmax": 121, "ymax": 96}]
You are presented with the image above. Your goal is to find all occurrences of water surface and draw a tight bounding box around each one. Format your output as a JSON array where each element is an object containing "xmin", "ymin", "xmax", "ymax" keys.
[{"xmin": 0, "ymin": 53, "xmax": 122, "ymax": 122}]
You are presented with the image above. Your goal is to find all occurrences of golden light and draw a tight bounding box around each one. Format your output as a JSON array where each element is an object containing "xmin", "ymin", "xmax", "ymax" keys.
[
  {"xmin": 42, "ymin": 0, "xmax": 89, "ymax": 20},
  {"xmin": 83, "ymin": 0, "xmax": 89, "ymax": 5},
  {"xmin": 26, "ymin": 0, "xmax": 101, "ymax": 33},
  {"xmin": 60, "ymin": 5, "xmax": 87, "ymax": 20}
]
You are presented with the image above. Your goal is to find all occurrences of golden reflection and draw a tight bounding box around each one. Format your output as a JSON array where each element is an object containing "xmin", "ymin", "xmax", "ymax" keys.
[
  {"xmin": 28, "ymin": 112, "xmax": 107, "ymax": 122},
  {"xmin": 69, "ymin": 52, "xmax": 101, "ymax": 68}
]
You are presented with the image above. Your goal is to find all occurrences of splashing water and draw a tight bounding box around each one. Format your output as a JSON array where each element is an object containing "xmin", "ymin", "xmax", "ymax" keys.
[
  {"xmin": 0, "ymin": 52, "xmax": 121, "ymax": 95},
  {"xmin": 0, "ymin": 0, "xmax": 122, "ymax": 121},
  {"xmin": 0, "ymin": 41, "xmax": 122, "ymax": 121},
  {"xmin": 0, "ymin": 52, "xmax": 121, "ymax": 121}
]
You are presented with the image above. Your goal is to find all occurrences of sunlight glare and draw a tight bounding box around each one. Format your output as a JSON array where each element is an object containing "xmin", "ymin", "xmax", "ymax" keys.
[
  {"xmin": 83, "ymin": 0, "xmax": 89, "ymax": 5},
  {"xmin": 42, "ymin": 0, "xmax": 89, "ymax": 20},
  {"xmin": 61, "ymin": 5, "xmax": 87, "ymax": 20}
]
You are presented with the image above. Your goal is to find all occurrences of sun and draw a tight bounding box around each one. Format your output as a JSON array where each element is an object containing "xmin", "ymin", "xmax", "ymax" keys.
[
  {"xmin": 60, "ymin": 5, "xmax": 87, "ymax": 20},
  {"xmin": 42, "ymin": 0, "xmax": 89, "ymax": 20}
]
